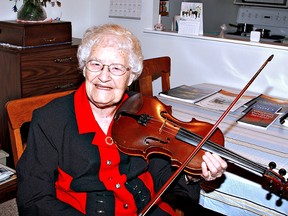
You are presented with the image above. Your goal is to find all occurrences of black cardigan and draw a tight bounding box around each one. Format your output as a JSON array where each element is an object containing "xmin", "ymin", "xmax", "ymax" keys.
[{"xmin": 16, "ymin": 91, "xmax": 200, "ymax": 216}]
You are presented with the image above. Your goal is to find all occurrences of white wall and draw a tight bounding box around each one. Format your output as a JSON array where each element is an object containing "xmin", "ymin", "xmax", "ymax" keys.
[
  {"xmin": 90, "ymin": 0, "xmax": 288, "ymax": 99},
  {"xmin": 1, "ymin": 1, "xmax": 18, "ymax": 21},
  {"xmin": 0, "ymin": 0, "xmax": 91, "ymax": 38},
  {"xmin": 1, "ymin": 0, "xmax": 287, "ymax": 99},
  {"xmin": 90, "ymin": 0, "xmax": 157, "ymax": 39},
  {"xmin": 140, "ymin": 33, "xmax": 288, "ymax": 98}
]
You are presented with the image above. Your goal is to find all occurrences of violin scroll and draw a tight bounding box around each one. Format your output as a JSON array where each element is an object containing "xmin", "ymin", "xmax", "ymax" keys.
[{"xmin": 263, "ymin": 162, "xmax": 288, "ymax": 202}]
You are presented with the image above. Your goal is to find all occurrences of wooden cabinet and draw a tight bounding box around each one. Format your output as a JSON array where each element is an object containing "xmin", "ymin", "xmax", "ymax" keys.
[
  {"xmin": 0, "ymin": 38, "xmax": 84, "ymax": 166},
  {"xmin": 0, "ymin": 20, "xmax": 72, "ymax": 47}
]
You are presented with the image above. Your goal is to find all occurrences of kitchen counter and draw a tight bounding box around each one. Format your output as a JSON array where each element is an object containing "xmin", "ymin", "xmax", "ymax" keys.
[{"xmin": 143, "ymin": 29, "xmax": 288, "ymax": 51}]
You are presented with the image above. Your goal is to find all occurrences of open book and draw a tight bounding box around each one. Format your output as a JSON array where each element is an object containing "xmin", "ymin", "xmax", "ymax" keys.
[{"xmin": 159, "ymin": 84, "xmax": 221, "ymax": 103}]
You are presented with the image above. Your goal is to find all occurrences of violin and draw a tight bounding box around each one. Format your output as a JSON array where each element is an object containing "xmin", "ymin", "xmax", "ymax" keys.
[
  {"xmin": 111, "ymin": 54, "xmax": 287, "ymax": 215},
  {"xmin": 112, "ymin": 92, "xmax": 223, "ymax": 175},
  {"xmin": 112, "ymin": 93, "xmax": 287, "ymax": 199}
]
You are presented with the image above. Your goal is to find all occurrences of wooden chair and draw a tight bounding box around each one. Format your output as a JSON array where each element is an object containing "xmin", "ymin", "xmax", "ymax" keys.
[
  {"xmin": 5, "ymin": 90, "xmax": 74, "ymax": 166},
  {"xmin": 130, "ymin": 56, "xmax": 171, "ymax": 96},
  {"xmin": 5, "ymin": 59, "xmax": 183, "ymax": 215},
  {"xmin": 130, "ymin": 56, "xmax": 186, "ymax": 216}
]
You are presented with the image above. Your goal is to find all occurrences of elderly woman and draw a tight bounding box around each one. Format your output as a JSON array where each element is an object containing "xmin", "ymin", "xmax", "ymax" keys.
[{"xmin": 16, "ymin": 24, "xmax": 227, "ymax": 216}]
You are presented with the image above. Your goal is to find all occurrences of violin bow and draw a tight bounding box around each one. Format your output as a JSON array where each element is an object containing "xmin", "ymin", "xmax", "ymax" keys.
[{"xmin": 139, "ymin": 54, "xmax": 274, "ymax": 216}]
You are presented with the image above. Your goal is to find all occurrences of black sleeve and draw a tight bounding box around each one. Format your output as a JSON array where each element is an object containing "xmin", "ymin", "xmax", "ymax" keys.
[
  {"xmin": 147, "ymin": 155, "xmax": 201, "ymax": 202},
  {"xmin": 16, "ymin": 109, "xmax": 84, "ymax": 216}
]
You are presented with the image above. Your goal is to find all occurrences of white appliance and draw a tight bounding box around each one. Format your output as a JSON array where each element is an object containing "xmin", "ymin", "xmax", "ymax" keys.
[
  {"xmin": 226, "ymin": 6, "xmax": 288, "ymax": 43},
  {"xmin": 237, "ymin": 6, "xmax": 288, "ymax": 36},
  {"xmin": 234, "ymin": 0, "xmax": 288, "ymax": 8}
]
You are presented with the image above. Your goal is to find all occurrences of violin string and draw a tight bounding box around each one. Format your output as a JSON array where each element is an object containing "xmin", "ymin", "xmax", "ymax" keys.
[
  {"xmin": 178, "ymin": 128, "xmax": 266, "ymax": 174},
  {"xmin": 147, "ymin": 116, "xmax": 266, "ymax": 174},
  {"xmin": 139, "ymin": 55, "xmax": 279, "ymax": 216},
  {"xmin": 146, "ymin": 117, "xmax": 268, "ymax": 175}
]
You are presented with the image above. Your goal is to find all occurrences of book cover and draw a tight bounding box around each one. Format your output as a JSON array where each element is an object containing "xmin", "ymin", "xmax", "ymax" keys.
[
  {"xmin": 237, "ymin": 108, "xmax": 280, "ymax": 129},
  {"xmin": 159, "ymin": 84, "xmax": 221, "ymax": 103},
  {"xmin": 246, "ymin": 94, "xmax": 288, "ymax": 114},
  {"xmin": 242, "ymin": 100, "xmax": 282, "ymax": 114},
  {"xmin": 195, "ymin": 90, "xmax": 256, "ymax": 112}
]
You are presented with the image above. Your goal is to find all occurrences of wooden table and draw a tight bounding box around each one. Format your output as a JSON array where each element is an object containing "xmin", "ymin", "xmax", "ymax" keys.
[
  {"xmin": 157, "ymin": 84, "xmax": 288, "ymax": 216},
  {"xmin": 0, "ymin": 176, "xmax": 17, "ymax": 203}
]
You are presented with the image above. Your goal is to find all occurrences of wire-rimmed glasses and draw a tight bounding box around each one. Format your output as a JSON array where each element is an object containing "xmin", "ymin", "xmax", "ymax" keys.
[{"xmin": 85, "ymin": 60, "xmax": 130, "ymax": 76}]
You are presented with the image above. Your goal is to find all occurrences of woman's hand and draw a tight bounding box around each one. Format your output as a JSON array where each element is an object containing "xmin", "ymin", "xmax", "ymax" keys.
[{"xmin": 201, "ymin": 152, "xmax": 227, "ymax": 181}]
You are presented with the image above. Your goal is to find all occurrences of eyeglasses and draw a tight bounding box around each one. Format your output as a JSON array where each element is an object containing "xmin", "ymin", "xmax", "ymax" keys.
[{"xmin": 85, "ymin": 60, "xmax": 130, "ymax": 76}]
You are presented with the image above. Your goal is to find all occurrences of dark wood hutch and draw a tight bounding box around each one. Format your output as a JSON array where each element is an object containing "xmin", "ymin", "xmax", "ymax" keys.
[{"xmin": 0, "ymin": 21, "xmax": 84, "ymax": 167}]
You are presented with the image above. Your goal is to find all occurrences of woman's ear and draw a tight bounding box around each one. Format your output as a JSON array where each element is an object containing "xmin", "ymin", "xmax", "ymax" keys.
[
  {"xmin": 127, "ymin": 73, "xmax": 136, "ymax": 86},
  {"xmin": 82, "ymin": 68, "xmax": 86, "ymax": 78}
]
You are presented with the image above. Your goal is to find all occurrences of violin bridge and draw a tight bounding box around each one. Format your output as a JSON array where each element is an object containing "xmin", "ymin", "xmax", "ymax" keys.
[{"xmin": 159, "ymin": 118, "xmax": 167, "ymax": 134}]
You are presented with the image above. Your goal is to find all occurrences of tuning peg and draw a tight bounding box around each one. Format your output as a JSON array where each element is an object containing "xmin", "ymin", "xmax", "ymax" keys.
[
  {"xmin": 268, "ymin": 161, "xmax": 276, "ymax": 169},
  {"xmin": 267, "ymin": 192, "xmax": 284, "ymax": 207},
  {"xmin": 278, "ymin": 168, "xmax": 286, "ymax": 177},
  {"xmin": 276, "ymin": 198, "xmax": 283, "ymax": 207},
  {"xmin": 266, "ymin": 192, "xmax": 272, "ymax": 200}
]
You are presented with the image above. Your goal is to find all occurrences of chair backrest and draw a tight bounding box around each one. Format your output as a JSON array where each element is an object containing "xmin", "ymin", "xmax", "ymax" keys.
[
  {"xmin": 6, "ymin": 90, "xmax": 74, "ymax": 166},
  {"xmin": 131, "ymin": 56, "xmax": 171, "ymax": 96},
  {"xmin": 130, "ymin": 57, "xmax": 185, "ymax": 216}
]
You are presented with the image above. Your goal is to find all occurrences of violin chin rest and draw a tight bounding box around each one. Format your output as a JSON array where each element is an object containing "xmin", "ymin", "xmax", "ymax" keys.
[{"xmin": 115, "ymin": 93, "xmax": 144, "ymax": 120}]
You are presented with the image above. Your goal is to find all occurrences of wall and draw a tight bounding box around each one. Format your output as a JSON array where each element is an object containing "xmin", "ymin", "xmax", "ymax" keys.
[
  {"xmin": 90, "ymin": 0, "xmax": 287, "ymax": 99},
  {"xmin": 90, "ymin": 0, "xmax": 157, "ymax": 39},
  {"xmin": 161, "ymin": 0, "xmax": 239, "ymax": 34},
  {"xmin": 1, "ymin": 0, "xmax": 287, "ymax": 99},
  {"xmin": 141, "ymin": 33, "xmax": 288, "ymax": 98},
  {"xmin": 0, "ymin": 0, "xmax": 91, "ymax": 38}
]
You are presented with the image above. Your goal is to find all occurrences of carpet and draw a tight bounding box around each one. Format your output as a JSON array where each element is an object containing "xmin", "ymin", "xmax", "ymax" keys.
[{"xmin": 0, "ymin": 198, "xmax": 18, "ymax": 216}]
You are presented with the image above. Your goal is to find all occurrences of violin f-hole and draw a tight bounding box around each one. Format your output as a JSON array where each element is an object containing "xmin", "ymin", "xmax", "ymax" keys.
[{"xmin": 144, "ymin": 137, "xmax": 170, "ymax": 145}]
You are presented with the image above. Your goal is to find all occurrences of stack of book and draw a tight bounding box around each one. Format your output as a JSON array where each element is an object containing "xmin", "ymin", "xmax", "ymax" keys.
[{"xmin": 237, "ymin": 95, "xmax": 288, "ymax": 129}]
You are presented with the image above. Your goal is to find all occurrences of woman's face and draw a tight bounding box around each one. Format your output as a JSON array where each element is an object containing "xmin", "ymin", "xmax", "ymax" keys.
[{"xmin": 84, "ymin": 43, "xmax": 135, "ymax": 108}]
